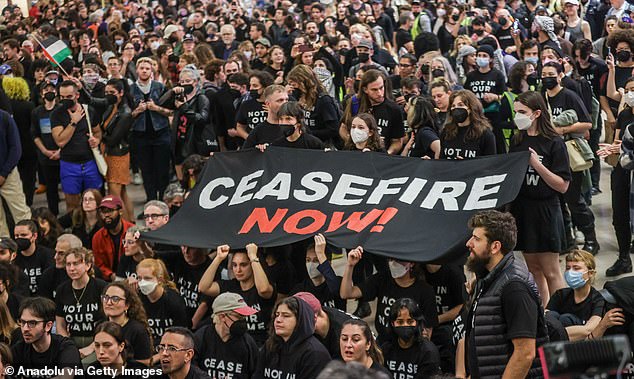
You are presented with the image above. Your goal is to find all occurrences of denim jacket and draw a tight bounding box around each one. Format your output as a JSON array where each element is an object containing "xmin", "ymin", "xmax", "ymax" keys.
[{"xmin": 130, "ymin": 81, "xmax": 169, "ymax": 133}]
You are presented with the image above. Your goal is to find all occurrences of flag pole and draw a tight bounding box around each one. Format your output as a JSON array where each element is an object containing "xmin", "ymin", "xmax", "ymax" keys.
[{"xmin": 29, "ymin": 33, "xmax": 72, "ymax": 78}]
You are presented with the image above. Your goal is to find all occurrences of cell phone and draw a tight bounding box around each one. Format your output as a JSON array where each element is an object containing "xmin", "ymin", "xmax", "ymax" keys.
[
  {"xmin": 466, "ymin": 11, "xmax": 475, "ymax": 17},
  {"xmin": 298, "ymin": 44, "xmax": 313, "ymax": 53},
  {"xmin": 608, "ymin": 46, "xmax": 612, "ymax": 57},
  {"xmin": 512, "ymin": 20, "xmax": 519, "ymax": 32}
]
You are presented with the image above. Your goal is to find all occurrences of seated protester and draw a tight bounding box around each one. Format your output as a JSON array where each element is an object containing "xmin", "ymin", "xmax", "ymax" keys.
[
  {"xmin": 340, "ymin": 319, "xmax": 391, "ymax": 376},
  {"xmin": 382, "ymin": 298, "xmax": 441, "ymax": 378},
  {"xmin": 142, "ymin": 200, "xmax": 180, "ymax": 255},
  {"xmin": 32, "ymin": 207, "xmax": 64, "ymax": 249},
  {"xmin": 344, "ymin": 113, "xmax": 385, "ymax": 152},
  {"xmin": 401, "ymin": 96, "xmax": 441, "ymax": 159},
  {"xmin": 0, "ymin": 261, "xmax": 25, "ymax": 321},
  {"xmin": 158, "ymin": 327, "xmax": 211, "ymax": 379},
  {"xmin": 259, "ymin": 245, "xmax": 297, "ymax": 299},
  {"xmin": 199, "ymin": 244, "xmax": 276, "ymax": 346},
  {"xmin": 0, "ymin": 301, "xmax": 19, "ymax": 346},
  {"xmin": 340, "ymin": 246, "xmax": 438, "ymax": 344},
  {"xmin": 594, "ymin": 276, "xmax": 634, "ymax": 345},
  {"xmin": 242, "ymin": 85, "xmax": 289, "ymax": 149},
  {"xmin": 38, "ymin": 234, "xmax": 79, "ymax": 300},
  {"xmin": 163, "ymin": 185, "xmax": 185, "ymax": 218},
  {"xmin": 194, "ymin": 292, "xmax": 259, "ymax": 379},
  {"xmin": 57, "ymin": 189, "xmax": 103, "ymax": 249},
  {"xmin": 136, "ymin": 259, "xmax": 190, "ymax": 349},
  {"xmin": 439, "ymin": 89, "xmax": 497, "ymax": 159},
  {"xmin": 55, "ymin": 247, "xmax": 107, "ymax": 363},
  {"xmin": 287, "ymin": 65, "xmax": 342, "ymax": 147},
  {"xmin": 253, "ymin": 297, "xmax": 331, "ymax": 379},
  {"xmin": 546, "ymin": 250, "xmax": 605, "ymax": 341},
  {"xmin": 291, "ymin": 234, "xmax": 346, "ymax": 310},
  {"xmin": 0, "ymin": 238, "xmax": 29, "ymax": 297},
  {"xmin": 294, "ymin": 292, "xmax": 352, "ymax": 360},
  {"xmin": 12, "ymin": 297, "xmax": 82, "ymax": 376},
  {"xmin": 269, "ymin": 101, "xmax": 325, "ymax": 149},
  {"xmin": 423, "ymin": 264, "xmax": 466, "ymax": 373},
  {"xmin": 233, "ymin": 71, "xmax": 274, "ymax": 140},
  {"xmin": 90, "ymin": 321, "xmax": 150, "ymax": 378},
  {"xmin": 115, "ymin": 226, "xmax": 154, "ymax": 282},
  {"xmin": 93, "ymin": 195, "xmax": 135, "ymax": 282},
  {"xmin": 101, "ymin": 283, "xmax": 153, "ymax": 365},
  {"xmin": 13, "ymin": 219, "xmax": 55, "ymax": 296}
]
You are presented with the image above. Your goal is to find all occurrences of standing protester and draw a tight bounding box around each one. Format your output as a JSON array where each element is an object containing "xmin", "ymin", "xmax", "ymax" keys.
[
  {"xmin": 243, "ymin": 84, "xmax": 289, "ymax": 149},
  {"xmin": 194, "ymin": 292, "xmax": 259, "ymax": 379},
  {"xmin": 234, "ymin": 71, "xmax": 274, "ymax": 140},
  {"xmin": 270, "ymin": 101, "xmax": 326, "ymax": 149},
  {"xmin": 158, "ymin": 327, "xmax": 211, "ymax": 379},
  {"xmin": 92, "ymin": 195, "xmax": 134, "ymax": 282},
  {"xmin": 13, "ymin": 219, "xmax": 54, "ymax": 296}
]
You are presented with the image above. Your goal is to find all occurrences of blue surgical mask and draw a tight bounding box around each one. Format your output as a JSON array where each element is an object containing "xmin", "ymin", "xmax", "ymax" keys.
[
  {"xmin": 476, "ymin": 57, "xmax": 490, "ymax": 68},
  {"xmin": 564, "ymin": 270, "xmax": 587, "ymax": 289},
  {"xmin": 525, "ymin": 56, "xmax": 539, "ymax": 66}
]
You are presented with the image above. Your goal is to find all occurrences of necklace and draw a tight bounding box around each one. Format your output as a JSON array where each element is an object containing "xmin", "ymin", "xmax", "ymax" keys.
[{"xmin": 72, "ymin": 281, "xmax": 89, "ymax": 306}]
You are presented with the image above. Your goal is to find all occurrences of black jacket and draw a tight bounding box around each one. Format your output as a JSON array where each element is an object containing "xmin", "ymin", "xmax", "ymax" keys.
[
  {"xmin": 160, "ymin": 89, "xmax": 210, "ymax": 160},
  {"xmin": 97, "ymin": 101, "xmax": 133, "ymax": 156}
]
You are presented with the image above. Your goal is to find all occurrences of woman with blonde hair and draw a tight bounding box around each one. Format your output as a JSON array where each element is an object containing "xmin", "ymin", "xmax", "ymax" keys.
[
  {"xmin": 194, "ymin": 43, "xmax": 215, "ymax": 68},
  {"xmin": 0, "ymin": 301, "xmax": 18, "ymax": 345},
  {"xmin": 238, "ymin": 40, "xmax": 256, "ymax": 63},
  {"xmin": 136, "ymin": 258, "xmax": 189, "ymax": 345},
  {"xmin": 55, "ymin": 247, "xmax": 108, "ymax": 363}
]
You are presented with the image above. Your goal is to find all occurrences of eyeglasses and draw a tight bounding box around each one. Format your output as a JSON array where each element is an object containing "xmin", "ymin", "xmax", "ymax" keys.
[
  {"xmin": 144, "ymin": 213, "xmax": 166, "ymax": 220},
  {"xmin": 123, "ymin": 239, "xmax": 137, "ymax": 246},
  {"xmin": 156, "ymin": 344, "xmax": 191, "ymax": 353},
  {"xmin": 101, "ymin": 295, "xmax": 126, "ymax": 304},
  {"xmin": 18, "ymin": 319, "xmax": 46, "ymax": 329},
  {"xmin": 399, "ymin": 63, "xmax": 413, "ymax": 68}
]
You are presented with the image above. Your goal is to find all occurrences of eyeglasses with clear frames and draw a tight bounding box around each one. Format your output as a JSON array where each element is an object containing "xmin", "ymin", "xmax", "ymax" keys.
[
  {"xmin": 156, "ymin": 344, "xmax": 191, "ymax": 353},
  {"xmin": 143, "ymin": 213, "xmax": 166, "ymax": 220}
]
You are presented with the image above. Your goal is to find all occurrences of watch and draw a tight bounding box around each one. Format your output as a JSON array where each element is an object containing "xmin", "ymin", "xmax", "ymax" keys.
[{"xmin": 251, "ymin": 258, "xmax": 260, "ymax": 263}]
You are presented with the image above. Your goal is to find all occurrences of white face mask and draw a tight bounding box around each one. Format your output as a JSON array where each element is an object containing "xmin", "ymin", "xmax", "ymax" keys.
[
  {"xmin": 306, "ymin": 261, "xmax": 322, "ymax": 279},
  {"xmin": 244, "ymin": 51, "xmax": 253, "ymax": 60},
  {"xmin": 388, "ymin": 260, "xmax": 410, "ymax": 278},
  {"xmin": 138, "ymin": 279, "xmax": 158, "ymax": 295},
  {"xmin": 625, "ymin": 91, "xmax": 634, "ymax": 107},
  {"xmin": 437, "ymin": 8, "xmax": 447, "ymax": 17},
  {"xmin": 350, "ymin": 128, "xmax": 369, "ymax": 144},
  {"xmin": 514, "ymin": 112, "xmax": 534, "ymax": 130},
  {"xmin": 151, "ymin": 41, "xmax": 161, "ymax": 51}
]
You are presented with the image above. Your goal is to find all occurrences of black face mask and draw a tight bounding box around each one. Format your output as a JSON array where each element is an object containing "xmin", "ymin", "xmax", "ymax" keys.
[
  {"xmin": 339, "ymin": 48, "xmax": 349, "ymax": 56},
  {"xmin": 169, "ymin": 205, "xmax": 181, "ymax": 217},
  {"xmin": 133, "ymin": 42, "xmax": 141, "ymax": 51},
  {"xmin": 292, "ymin": 88, "xmax": 302, "ymax": 100},
  {"xmin": 451, "ymin": 107, "xmax": 469, "ymax": 123},
  {"xmin": 474, "ymin": 29, "xmax": 484, "ymax": 36},
  {"xmin": 249, "ymin": 89, "xmax": 260, "ymax": 98},
  {"xmin": 229, "ymin": 318, "xmax": 248, "ymax": 338},
  {"xmin": 168, "ymin": 35, "xmax": 179, "ymax": 44},
  {"xmin": 105, "ymin": 94, "xmax": 118, "ymax": 105},
  {"xmin": 358, "ymin": 52, "xmax": 370, "ymax": 63},
  {"xmin": 354, "ymin": 79, "xmax": 361, "ymax": 92},
  {"xmin": 229, "ymin": 88, "xmax": 241, "ymax": 98},
  {"xmin": 60, "ymin": 99, "xmax": 75, "ymax": 110},
  {"xmin": 43, "ymin": 92, "xmax": 56, "ymax": 102},
  {"xmin": 498, "ymin": 17, "xmax": 507, "ymax": 26},
  {"xmin": 182, "ymin": 84, "xmax": 194, "ymax": 94},
  {"xmin": 15, "ymin": 238, "xmax": 31, "ymax": 252},
  {"xmin": 168, "ymin": 54, "xmax": 179, "ymax": 64},
  {"xmin": 432, "ymin": 69, "xmax": 445, "ymax": 78},
  {"xmin": 393, "ymin": 326, "xmax": 417, "ymax": 341},
  {"xmin": 420, "ymin": 63, "xmax": 430, "ymax": 75},
  {"xmin": 527, "ymin": 72, "xmax": 538, "ymax": 87},
  {"xmin": 541, "ymin": 76, "xmax": 559, "ymax": 90},
  {"xmin": 451, "ymin": 14, "xmax": 460, "ymax": 21},
  {"xmin": 283, "ymin": 124, "xmax": 297, "ymax": 137},
  {"xmin": 617, "ymin": 50, "xmax": 632, "ymax": 62}
]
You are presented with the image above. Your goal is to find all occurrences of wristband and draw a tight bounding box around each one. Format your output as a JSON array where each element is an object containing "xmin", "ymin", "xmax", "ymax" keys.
[{"xmin": 251, "ymin": 258, "xmax": 260, "ymax": 263}]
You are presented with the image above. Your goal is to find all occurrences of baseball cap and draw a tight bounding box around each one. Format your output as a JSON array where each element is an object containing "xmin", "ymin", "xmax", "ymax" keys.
[
  {"xmin": 213, "ymin": 293, "xmax": 258, "ymax": 316},
  {"xmin": 358, "ymin": 39, "xmax": 373, "ymax": 49},
  {"xmin": 293, "ymin": 292, "xmax": 322, "ymax": 315},
  {"xmin": 412, "ymin": 0, "xmax": 421, "ymax": 4},
  {"xmin": 100, "ymin": 195, "xmax": 123, "ymax": 210},
  {"xmin": 39, "ymin": 80, "xmax": 56, "ymax": 92},
  {"xmin": 564, "ymin": 0, "xmax": 579, "ymax": 5},
  {"xmin": 183, "ymin": 33, "xmax": 195, "ymax": 42},
  {"xmin": 0, "ymin": 237, "xmax": 17, "ymax": 253},
  {"xmin": 254, "ymin": 38, "xmax": 271, "ymax": 48},
  {"xmin": 0, "ymin": 64, "xmax": 12, "ymax": 75},
  {"xmin": 164, "ymin": 24, "xmax": 179, "ymax": 39}
]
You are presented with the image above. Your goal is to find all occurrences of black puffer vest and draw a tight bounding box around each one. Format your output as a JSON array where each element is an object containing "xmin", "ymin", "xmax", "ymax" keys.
[{"xmin": 469, "ymin": 253, "xmax": 548, "ymax": 379}]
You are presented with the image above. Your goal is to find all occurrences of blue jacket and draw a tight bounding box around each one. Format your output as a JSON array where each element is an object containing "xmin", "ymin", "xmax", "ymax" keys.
[
  {"xmin": 130, "ymin": 81, "xmax": 170, "ymax": 133},
  {"xmin": 0, "ymin": 110, "xmax": 21, "ymax": 178}
]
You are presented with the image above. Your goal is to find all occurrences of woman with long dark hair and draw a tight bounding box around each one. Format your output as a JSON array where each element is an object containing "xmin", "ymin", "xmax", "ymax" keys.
[
  {"xmin": 344, "ymin": 113, "xmax": 384, "ymax": 152},
  {"xmin": 254, "ymin": 297, "xmax": 331, "ymax": 379},
  {"xmin": 402, "ymin": 96, "xmax": 441, "ymax": 159},
  {"xmin": 498, "ymin": 61, "xmax": 537, "ymax": 153},
  {"xmin": 58, "ymin": 188, "xmax": 103, "ymax": 249},
  {"xmin": 90, "ymin": 321, "xmax": 148, "ymax": 377},
  {"xmin": 509, "ymin": 91, "xmax": 570, "ymax": 306},
  {"xmin": 382, "ymin": 298, "xmax": 441, "ymax": 378},
  {"xmin": 440, "ymin": 90, "xmax": 496, "ymax": 159},
  {"xmin": 32, "ymin": 207, "xmax": 63, "ymax": 249}
]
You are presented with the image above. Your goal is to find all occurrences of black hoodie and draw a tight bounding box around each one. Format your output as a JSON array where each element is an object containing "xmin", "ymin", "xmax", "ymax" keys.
[{"xmin": 254, "ymin": 299, "xmax": 332, "ymax": 379}]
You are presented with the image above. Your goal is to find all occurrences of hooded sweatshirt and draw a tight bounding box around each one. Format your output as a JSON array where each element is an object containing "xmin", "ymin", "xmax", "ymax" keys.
[{"xmin": 254, "ymin": 298, "xmax": 332, "ymax": 379}]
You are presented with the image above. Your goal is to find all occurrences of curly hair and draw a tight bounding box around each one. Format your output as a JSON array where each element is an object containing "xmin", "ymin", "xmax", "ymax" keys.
[
  {"xmin": 441, "ymin": 89, "xmax": 492, "ymax": 141},
  {"xmin": 607, "ymin": 28, "xmax": 634, "ymax": 52},
  {"xmin": 64, "ymin": 247, "xmax": 96, "ymax": 277},
  {"xmin": 468, "ymin": 210, "xmax": 517, "ymax": 254},
  {"xmin": 2, "ymin": 76, "xmax": 30, "ymax": 101},
  {"xmin": 286, "ymin": 64, "xmax": 325, "ymax": 109},
  {"xmin": 102, "ymin": 282, "xmax": 154, "ymax": 346}
]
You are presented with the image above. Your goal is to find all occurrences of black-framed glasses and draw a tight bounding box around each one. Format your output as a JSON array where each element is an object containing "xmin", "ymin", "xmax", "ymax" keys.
[
  {"xmin": 143, "ymin": 213, "xmax": 166, "ymax": 220},
  {"xmin": 18, "ymin": 319, "xmax": 46, "ymax": 328},
  {"xmin": 156, "ymin": 344, "xmax": 191, "ymax": 353},
  {"xmin": 101, "ymin": 295, "xmax": 126, "ymax": 304}
]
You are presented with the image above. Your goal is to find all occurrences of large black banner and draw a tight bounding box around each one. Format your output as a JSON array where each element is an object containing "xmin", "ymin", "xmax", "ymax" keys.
[{"xmin": 144, "ymin": 147, "xmax": 530, "ymax": 262}]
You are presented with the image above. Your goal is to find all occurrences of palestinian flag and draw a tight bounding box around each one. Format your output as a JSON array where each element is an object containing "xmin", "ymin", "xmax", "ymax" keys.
[{"xmin": 40, "ymin": 36, "xmax": 72, "ymax": 66}]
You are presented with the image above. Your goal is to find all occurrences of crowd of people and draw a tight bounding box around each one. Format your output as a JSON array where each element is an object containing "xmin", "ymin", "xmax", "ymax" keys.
[{"xmin": 0, "ymin": 0, "xmax": 634, "ymax": 376}]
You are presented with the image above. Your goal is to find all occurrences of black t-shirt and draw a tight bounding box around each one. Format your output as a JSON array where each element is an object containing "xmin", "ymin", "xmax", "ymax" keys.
[
  {"xmin": 11, "ymin": 334, "xmax": 81, "ymax": 376},
  {"xmin": 495, "ymin": 27, "xmax": 515, "ymax": 50},
  {"xmin": 50, "ymin": 104, "xmax": 98, "ymax": 162},
  {"xmin": 601, "ymin": 65, "xmax": 633, "ymax": 112},
  {"xmin": 271, "ymin": 133, "xmax": 325, "ymax": 149},
  {"xmin": 262, "ymin": 259, "xmax": 296, "ymax": 296},
  {"xmin": 218, "ymin": 279, "xmax": 277, "ymax": 346},
  {"xmin": 395, "ymin": 28, "xmax": 413, "ymax": 51},
  {"xmin": 423, "ymin": 265, "xmax": 467, "ymax": 325},
  {"xmin": 382, "ymin": 338, "xmax": 442, "ymax": 378},
  {"xmin": 37, "ymin": 267, "xmax": 69, "ymax": 300},
  {"xmin": 121, "ymin": 319, "xmax": 153, "ymax": 360},
  {"xmin": 369, "ymin": 99, "xmax": 406, "ymax": 144},
  {"xmin": 235, "ymin": 99, "xmax": 267, "ymax": 131},
  {"xmin": 546, "ymin": 87, "xmax": 591, "ymax": 123},
  {"xmin": 464, "ymin": 69, "xmax": 507, "ymax": 101},
  {"xmin": 440, "ymin": 125, "xmax": 497, "ymax": 159},
  {"xmin": 14, "ymin": 246, "xmax": 55, "ymax": 296},
  {"xmin": 358, "ymin": 274, "xmax": 438, "ymax": 342},
  {"xmin": 409, "ymin": 127, "xmax": 439, "ymax": 158},
  {"xmin": 168, "ymin": 256, "xmax": 213, "ymax": 320},
  {"xmin": 55, "ymin": 277, "xmax": 107, "ymax": 337},
  {"xmin": 115, "ymin": 255, "xmax": 140, "ymax": 281},
  {"xmin": 303, "ymin": 94, "xmax": 341, "ymax": 143},
  {"xmin": 141, "ymin": 287, "xmax": 191, "ymax": 345},
  {"xmin": 437, "ymin": 25, "xmax": 455, "ymax": 55},
  {"xmin": 193, "ymin": 323, "xmax": 259, "ymax": 379},
  {"xmin": 291, "ymin": 277, "xmax": 346, "ymax": 311},
  {"xmin": 317, "ymin": 307, "xmax": 353, "ymax": 359},
  {"xmin": 546, "ymin": 287, "xmax": 605, "ymax": 321},
  {"xmin": 243, "ymin": 121, "xmax": 285, "ymax": 149},
  {"xmin": 578, "ymin": 56, "xmax": 608, "ymax": 99},
  {"xmin": 509, "ymin": 134, "xmax": 571, "ymax": 200},
  {"xmin": 30, "ymin": 105, "xmax": 59, "ymax": 161},
  {"xmin": 7, "ymin": 292, "xmax": 23, "ymax": 321}
]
